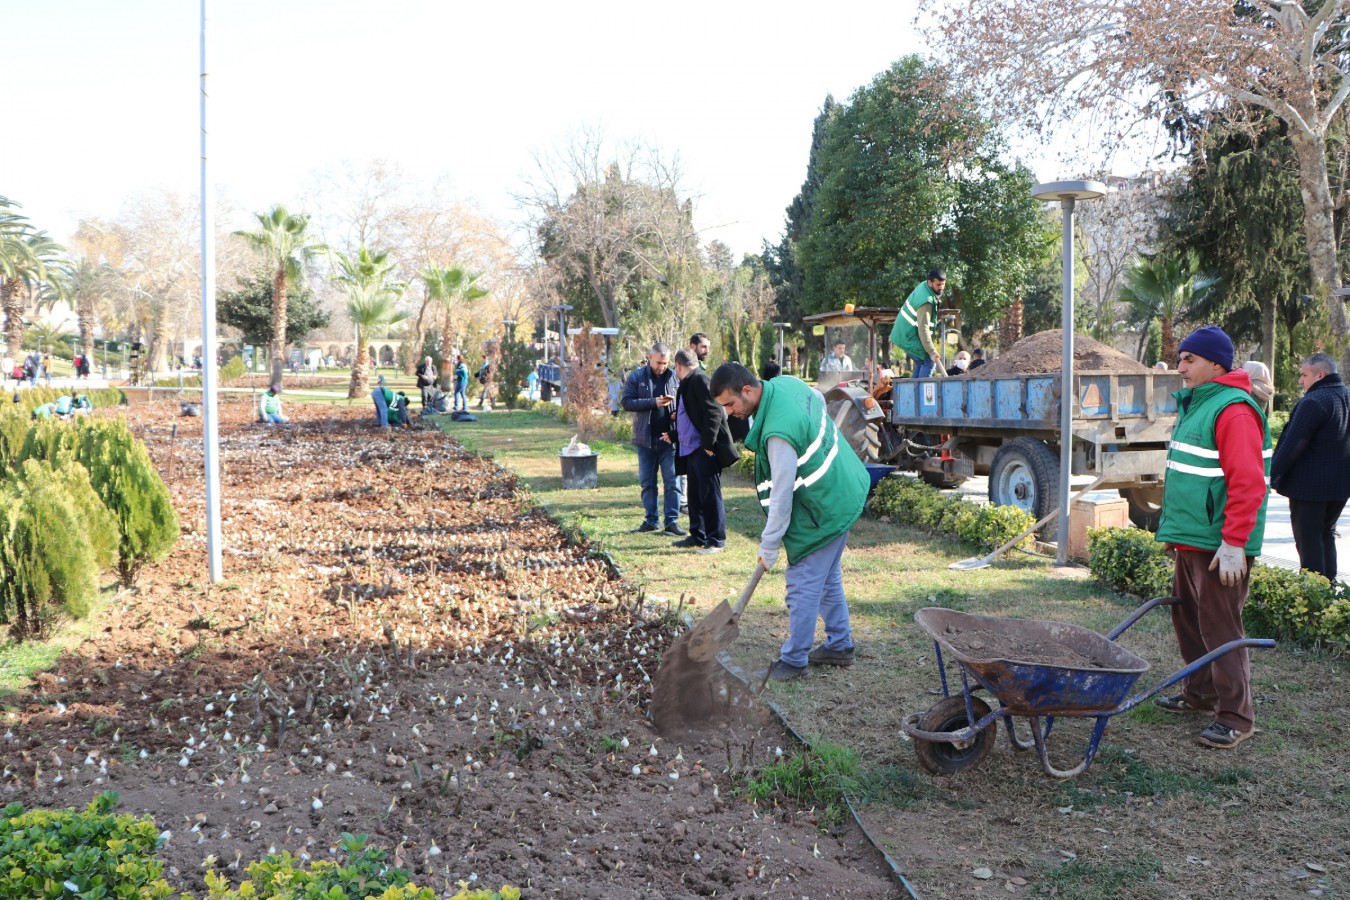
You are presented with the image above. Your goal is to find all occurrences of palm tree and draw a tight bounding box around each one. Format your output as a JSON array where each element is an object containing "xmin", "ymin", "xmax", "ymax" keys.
[
  {"xmin": 332, "ymin": 246, "xmax": 407, "ymax": 399},
  {"xmin": 1119, "ymin": 250, "xmax": 1218, "ymax": 365},
  {"xmin": 418, "ymin": 264, "xmax": 487, "ymax": 388},
  {"xmin": 68, "ymin": 259, "xmax": 117, "ymax": 364},
  {"xmin": 1, "ymin": 200, "xmax": 67, "ymax": 359},
  {"xmin": 234, "ymin": 206, "xmax": 324, "ymax": 385}
]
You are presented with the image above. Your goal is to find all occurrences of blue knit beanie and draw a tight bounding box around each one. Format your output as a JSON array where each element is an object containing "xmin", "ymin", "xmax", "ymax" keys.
[{"xmin": 1178, "ymin": 326, "xmax": 1234, "ymax": 371}]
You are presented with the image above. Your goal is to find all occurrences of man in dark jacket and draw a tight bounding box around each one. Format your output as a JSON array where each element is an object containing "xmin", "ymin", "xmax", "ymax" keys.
[
  {"xmin": 1270, "ymin": 352, "xmax": 1350, "ymax": 581},
  {"xmin": 670, "ymin": 348, "xmax": 738, "ymax": 553},
  {"xmin": 415, "ymin": 356, "xmax": 437, "ymax": 409},
  {"xmin": 621, "ymin": 343, "xmax": 685, "ymax": 536}
]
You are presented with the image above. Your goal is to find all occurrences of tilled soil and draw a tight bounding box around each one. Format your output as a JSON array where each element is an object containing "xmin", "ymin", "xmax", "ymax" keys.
[
  {"xmin": 0, "ymin": 402, "xmax": 900, "ymax": 898},
  {"xmin": 970, "ymin": 330, "xmax": 1149, "ymax": 379}
]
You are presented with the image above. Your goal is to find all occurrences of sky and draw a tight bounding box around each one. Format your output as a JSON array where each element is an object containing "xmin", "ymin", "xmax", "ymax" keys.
[{"xmin": 2, "ymin": 1, "xmax": 1164, "ymax": 261}]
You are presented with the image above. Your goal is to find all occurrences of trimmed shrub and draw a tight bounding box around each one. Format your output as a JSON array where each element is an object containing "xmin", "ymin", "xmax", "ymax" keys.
[
  {"xmin": 732, "ymin": 448, "xmax": 755, "ymax": 479},
  {"xmin": 869, "ymin": 474, "xmax": 1038, "ymax": 554},
  {"xmin": 220, "ymin": 355, "xmax": 247, "ymax": 384},
  {"xmin": 0, "ymin": 791, "xmax": 174, "ymax": 899},
  {"xmin": 1087, "ymin": 526, "xmax": 1349, "ymax": 652},
  {"xmin": 0, "ymin": 460, "xmax": 102, "ymax": 638}
]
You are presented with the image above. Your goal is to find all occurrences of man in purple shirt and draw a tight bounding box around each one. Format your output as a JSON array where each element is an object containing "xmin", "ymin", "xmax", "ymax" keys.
[{"xmin": 670, "ymin": 348, "xmax": 739, "ymax": 553}]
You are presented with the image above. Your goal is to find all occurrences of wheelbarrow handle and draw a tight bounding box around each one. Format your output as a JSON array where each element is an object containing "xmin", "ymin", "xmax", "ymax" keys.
[
  {"xmin": 1105, "ymin": 596, "xmax": 1181, "ymax": 641},
  {"xmin": 1120, "ymin": 636, "xmax": 1277, "ymax": 713}
]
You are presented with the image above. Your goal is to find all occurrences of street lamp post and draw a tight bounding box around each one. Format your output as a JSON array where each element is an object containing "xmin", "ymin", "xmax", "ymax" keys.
[
  {"xmin": 1031, "ymin": 180, "xmax": 1106, "ymax": 566},
  {"xmin": 773, "ymin": 322, "xmax": 792, "ymax": 373},
  {"xmin": 548, "ymin": 304, "xmax": 573, "ymax": 404}
]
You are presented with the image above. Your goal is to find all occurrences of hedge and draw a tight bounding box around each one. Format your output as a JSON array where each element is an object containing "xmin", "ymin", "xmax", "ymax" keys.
[
  {"xmin": 1087, "ymin": 526, "xmax": 1349, "ymax": 651},
  {"xmin": 870, "ymin": 472, "xmax": 1039, "ymax": 554}
]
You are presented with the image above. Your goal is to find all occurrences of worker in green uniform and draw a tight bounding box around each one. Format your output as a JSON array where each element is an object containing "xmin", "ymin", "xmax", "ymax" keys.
[
  {"xmin": 889, "ymin": 268, "xmax": 947, "ymax": 378},
  {"xmin": 710, "ymin": 362, "xmax": 871, "ymax": 681}
]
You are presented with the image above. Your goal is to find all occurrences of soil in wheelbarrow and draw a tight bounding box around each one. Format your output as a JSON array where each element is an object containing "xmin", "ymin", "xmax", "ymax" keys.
[
  {"xmin": 969, "ymin": 329, "xmax": 1150, "ymax": 379},
  {"xmin": 938, "ymin": 621, "xmax": 1116, "ymax": 669}
]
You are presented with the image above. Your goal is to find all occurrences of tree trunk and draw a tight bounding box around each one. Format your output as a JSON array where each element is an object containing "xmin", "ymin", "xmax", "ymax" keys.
[
  {"xmin": 1260, "ymin": 293, "xmax": 1277, "ymax": 409},
  {"xmin": 1160, "ymin": 316, "xmax": 1177, "ymax": 367},
  {"xmin": 2, "ymin": 280, "xmax": 24, "ymax": 359},
  {"xmin": 440, "ymin": 304, "xmax": 454, "ymax": 390},
  {"xmin": 347, "ymin": 334, "xmax": 370, "ymax": 399},
  {"xmin": 1288, "ymin": 128, "xmax": 1346, "ymax": 334},
  {"xmin": 269, "ymin": 265, "xmax": 288, "ymax": 388},
  {"xmin": 78, "ymin": 293, "xmax": 96, "ymax": 364}
]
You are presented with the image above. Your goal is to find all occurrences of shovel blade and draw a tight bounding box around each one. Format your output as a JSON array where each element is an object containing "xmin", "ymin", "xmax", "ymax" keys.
[
  {"xmin": 948, "ymin": 556, "xmax": 991, "ymax": 571},
  {"xmin": 683, "ymin": 599, "xmax": 739, "ymax": 662}
]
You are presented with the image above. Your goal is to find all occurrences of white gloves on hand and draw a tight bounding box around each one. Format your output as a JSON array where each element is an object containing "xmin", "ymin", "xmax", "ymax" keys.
[
  {"xmin": 1208, "ymin": 542, "xmax": 1248, "ymax": 587},
  {"xmin": 757, "ymin": 545, "xmax": 779, "ymax": 572}
]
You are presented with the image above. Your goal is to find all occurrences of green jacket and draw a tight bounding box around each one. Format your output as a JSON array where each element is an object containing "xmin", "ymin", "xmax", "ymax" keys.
[
  {"xmin": 889, "ymin": 281, "xmax": 939, "ymax": 361},
  {"xmin": 260, "ymin": 391, "xmax": 282, "ymax": 416},
  {"xmin": 746, "ymin": 376, "xmax": 870, "ymax": 563},
  {"xmin": 1156, "ymin": 381, "xmax": 1271, "ymax": 554}
]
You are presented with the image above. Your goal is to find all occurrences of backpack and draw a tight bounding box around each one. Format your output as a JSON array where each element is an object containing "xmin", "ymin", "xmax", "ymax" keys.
[{"xmin": 476, "ymin": 363, "xmax": 490, "ymax": 385}]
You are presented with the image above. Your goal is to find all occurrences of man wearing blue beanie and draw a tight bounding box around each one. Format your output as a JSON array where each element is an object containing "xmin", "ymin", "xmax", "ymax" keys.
[{"xmin": 1154, "ymin": 325, "xmax": 1271, "ymax": 749}]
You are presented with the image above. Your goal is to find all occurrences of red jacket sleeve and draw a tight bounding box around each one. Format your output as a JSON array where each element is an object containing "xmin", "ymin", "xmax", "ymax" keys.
[{"xmin": 1215, "ymin": 403, "xmax": 1267, "ymax": 549}]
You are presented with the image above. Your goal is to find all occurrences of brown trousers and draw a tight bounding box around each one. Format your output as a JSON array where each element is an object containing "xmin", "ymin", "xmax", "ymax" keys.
[{"xmin": 1171, "ymin": 550, "xmax": 1254, "ymax": 732}]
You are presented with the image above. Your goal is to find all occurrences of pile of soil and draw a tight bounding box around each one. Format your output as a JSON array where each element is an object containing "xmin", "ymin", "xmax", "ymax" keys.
[
  {"xmin": 1, "ymin": 402, "xmax": 900, "ymax": 898},
  {"xmin": 970, "ymin": 330, "xmax": 1149, "ymax": 379},
  {"xmin": 938, "ymin": 621, "xmax": 1122, "ymax": 670}
]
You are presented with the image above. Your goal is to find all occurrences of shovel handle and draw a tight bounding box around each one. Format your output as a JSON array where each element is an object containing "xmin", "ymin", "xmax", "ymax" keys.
[{"xmin": 731, "ymin": 562, "xmax": 767, "ymax": 620}]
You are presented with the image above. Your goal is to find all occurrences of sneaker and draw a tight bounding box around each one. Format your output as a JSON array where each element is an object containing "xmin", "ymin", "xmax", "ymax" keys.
[
  {"xmin": 767, "ymin": 660, "xmax": 809, "ymax": 682},
  {"xmin": 671, "ymin": 536, "xmax": 700, "ymax": 548},
  {"xmin": 635, "ymin": 522, "xmax": 660, "ymax": 534},
  {"xmin": 808, "ymin": 645, "xmax": 855, "ymax": 667},
  {"xmin": 663, "ymin": 524, "xmax": 689, "ymax": 537},
  {"xmin": 697, "ymin": 545, "xmax": 724, "ymax": 555},
  {"xmin": 1197, "ymin": 721, "xmax": 1256, "ymax": 749},
  {"xmin": 1154, "ymin": 694, "xmax": 1212, "ymax": 715}
]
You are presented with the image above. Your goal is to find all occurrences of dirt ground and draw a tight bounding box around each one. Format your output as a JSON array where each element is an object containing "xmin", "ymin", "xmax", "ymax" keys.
[
  {"xmin": 971, "ymin": 331, "xmax": 1149, "ymax": 379},
  {"xmin": 0, "ymin": 402, "xmax": 901, "ymax": 898}
]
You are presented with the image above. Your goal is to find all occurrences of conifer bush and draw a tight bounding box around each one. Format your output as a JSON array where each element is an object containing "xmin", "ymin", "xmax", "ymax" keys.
[{"xmin": 0, "ymin": 460, "xmax": 101, "ymax": 638}]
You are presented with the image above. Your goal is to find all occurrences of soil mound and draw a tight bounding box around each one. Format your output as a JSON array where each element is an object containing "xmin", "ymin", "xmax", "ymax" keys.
[{"xmin": 971, "ymin": 329, "xmax": 1148, "ymax": 379}]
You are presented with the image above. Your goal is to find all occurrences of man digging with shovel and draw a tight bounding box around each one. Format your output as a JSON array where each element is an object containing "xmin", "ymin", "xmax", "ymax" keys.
[{"xmin": 712, "ymin": 362, "xmax": 870, "ymax": 681}]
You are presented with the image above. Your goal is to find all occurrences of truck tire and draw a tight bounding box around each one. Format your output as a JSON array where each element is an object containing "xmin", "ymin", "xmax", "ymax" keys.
[
  {"xmin": 989, "ymin": 437, "xmax": 1060, "ymax": 531},
  {"xmin": 1120, "ymin": 485, "xmax": 1164, "ymax": 531},
  {"xmin": 827, "ymin": 398, "xmax": 880, "ymax": 464}
]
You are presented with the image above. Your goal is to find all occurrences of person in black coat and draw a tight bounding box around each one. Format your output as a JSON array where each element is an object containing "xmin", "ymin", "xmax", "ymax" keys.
[
  {"xmin": 669, "ymin": 348, "xmax": 739, "ymax": 553},
  {"xmin": 1270, "ymin": 352, "xmax": 1350, "ymax": 580},
  {"xmin": 415, "ymin": 356, "xmax": 437, "ymax": 409}
]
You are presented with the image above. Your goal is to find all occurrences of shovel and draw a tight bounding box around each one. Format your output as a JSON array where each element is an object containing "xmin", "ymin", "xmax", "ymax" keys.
[
  {"xmin": 949, "ymin": 475, "xmax": 1107, "ymax": 571},
  {"xmin": 650, "ymin": 562, "xmax": 766, "ymax": 735}
]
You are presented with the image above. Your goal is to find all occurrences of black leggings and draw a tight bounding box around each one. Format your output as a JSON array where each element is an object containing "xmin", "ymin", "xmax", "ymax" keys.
[{"xmin": 1288, "ymin": 497, "xmax": 1347, "ymax": 581}]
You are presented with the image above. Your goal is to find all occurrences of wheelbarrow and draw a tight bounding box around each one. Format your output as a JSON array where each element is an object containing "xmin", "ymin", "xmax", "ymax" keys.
[{"xmin": 901, "ymin": 598, "xmax": 1276, "ymax": 778}]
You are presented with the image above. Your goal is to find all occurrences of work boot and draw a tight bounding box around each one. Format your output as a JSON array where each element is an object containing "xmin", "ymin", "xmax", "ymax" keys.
[
  {"xmin": 808, "ymin": 645, "xmax": 855, "ymax": 667},
  {"xmin": 767, "ymin": 660, "xmax": 808, "ymax": 682},
  {"xmin": 1197, "ymin": 721, "xmax": 1256, "ymax": 749}
]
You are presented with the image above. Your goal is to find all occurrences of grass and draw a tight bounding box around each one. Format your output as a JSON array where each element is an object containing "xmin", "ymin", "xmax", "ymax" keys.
[
  {"xmin": 439, "ymin": 407, "xmax": 1350, "ymax": 899},
  {"xmin": 0, "ymin": 583, "xmax": 121, "ymax": 703}
]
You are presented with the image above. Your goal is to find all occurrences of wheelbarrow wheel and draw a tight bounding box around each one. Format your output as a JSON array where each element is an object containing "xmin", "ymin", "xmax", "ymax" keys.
[{"xmin": 914, "ymin": 696, "xmax": 995, "ymax": 776}]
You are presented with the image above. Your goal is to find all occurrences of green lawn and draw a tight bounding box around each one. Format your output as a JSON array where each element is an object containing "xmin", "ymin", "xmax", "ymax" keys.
[{"xmin": 439, "ymin": 407, "xmax": 1350, "ymax": 899}]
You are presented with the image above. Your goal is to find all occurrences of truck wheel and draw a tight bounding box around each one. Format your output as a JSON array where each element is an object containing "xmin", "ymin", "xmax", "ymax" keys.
[
  {"xmin": 989, "ymin": 437, "xmax": 1060, "ymax": 531},
  {"xmin": 1120, "ymin": 486, "xmax": 1164, "ymax": 531},
  {"xmin": 827, "ymin": 398, "xmax": 880, "ymax": 463}
]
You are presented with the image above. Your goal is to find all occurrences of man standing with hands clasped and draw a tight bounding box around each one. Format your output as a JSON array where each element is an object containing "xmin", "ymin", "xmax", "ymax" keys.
[
  {"xmin": 1154, "ymin": 326, "xmax": 1271, "ymax": 749},
  {"xmin": 711, "ymin": 362, "xmax": 870, "ymax": 681}
]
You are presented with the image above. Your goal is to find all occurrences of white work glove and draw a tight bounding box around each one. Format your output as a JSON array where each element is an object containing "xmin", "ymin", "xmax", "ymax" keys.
[
  {"xmin": 757, "ymin": 545, "xmax": 779, "ymax": 572},
  {"xmin": 1208, "ymin": 542, "xmax": 1248, "ymax": 587}
]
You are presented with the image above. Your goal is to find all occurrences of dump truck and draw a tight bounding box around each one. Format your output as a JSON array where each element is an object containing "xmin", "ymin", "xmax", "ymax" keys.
[{"xmin": 802, "ymin": 307, "xmax": 1178, "ymax": 530}]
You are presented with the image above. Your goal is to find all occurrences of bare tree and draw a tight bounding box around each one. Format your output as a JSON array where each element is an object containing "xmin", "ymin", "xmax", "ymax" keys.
[
  {"xmin": 1075, "ymin": 177, "xmax": 1166, "ymax": 346},
  {"xmin": 925, "ymin": 0, "xmax": 1350, "ymax": 339}
]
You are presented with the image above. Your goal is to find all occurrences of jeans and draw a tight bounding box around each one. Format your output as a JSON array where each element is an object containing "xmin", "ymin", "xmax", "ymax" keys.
[
  {"xmin": 1289, "ymin": 497, "xmax": 1347, "ymax": 581},
  {"xmin": 372, "ymin": 389, "xmax": 389, "ymax": 427},
  {"xmin": 780, "ymin": 531, "xmax": 853, "ymax": 668},
  {"xmin": 684, "ymin": 449, "xmax": 725, "ymax": 547},
  {"xmin": 908, "ymin": 354, "xmax": 935, "ymax": 378},
  {"xmin": 261, "ymin": 413, "xmax": 286, "ymax": 424},
  {"xmin": 636, "ymin": 442, "xmax": 680, "ymax": 528},
  {"xmin": 453, "ymin": 383, "xmax": 467, "ymax": 411}
]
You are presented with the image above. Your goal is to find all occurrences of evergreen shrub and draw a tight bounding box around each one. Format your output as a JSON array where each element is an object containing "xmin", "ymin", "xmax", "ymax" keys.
[
  {"xmin": 0, "ymin": 791, "xmax": 174, "ymax": 899},
  {"xmin": 198, "ymin": 832, "xmax": 445, "ymax": 899},
  {"xmin": 868, "ymin": 472, "xmax": 1038, "ymax": 553},
  {"xmin": 1087, "ymin": 526, "xmax": 1349, "ymax": 651},
  {"xmin": 0, "ymin": 460, "xmax": 102, "ymax": 638},
  {"xmin": 220, "ymin": 355, "xmax": 247, "ymax": 384}
]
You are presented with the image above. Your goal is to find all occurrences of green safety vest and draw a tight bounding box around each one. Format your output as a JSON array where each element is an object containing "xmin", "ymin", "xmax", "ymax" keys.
[
  {"xmin": 745, "ymin": 376, "xmax": 870, "ymax": 563},
  {"xmin": 889, "ymin": 281, "xmax": 939, "ymax": 361},
  {"xmin": 1155, "ymin": 381, "xmax": 1271, "ymax": 554},
  {"xmin": 261, "ymin": 391, "xmax": 282, "ymax": 416}
]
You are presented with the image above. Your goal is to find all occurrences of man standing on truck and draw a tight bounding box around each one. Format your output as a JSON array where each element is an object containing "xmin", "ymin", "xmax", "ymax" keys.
[
  {"xmin": 890, "ymin": 268, "xmax": 948, "ymax": 378},
  {"xmin": 1154, "ymin": 326, "xmax": 1270, "ymax": 750},
  {"xmin": 711, "ymin": 362, "xmax": 871, "ymax": 681}
]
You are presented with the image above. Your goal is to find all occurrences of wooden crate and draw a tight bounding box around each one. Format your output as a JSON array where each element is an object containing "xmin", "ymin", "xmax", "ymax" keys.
[{"xmin": 1068, "ymin": 495, "xmax": 1130, "ymax": 562}]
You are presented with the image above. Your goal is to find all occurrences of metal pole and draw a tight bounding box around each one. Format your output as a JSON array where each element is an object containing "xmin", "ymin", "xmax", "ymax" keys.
[
  {"xmin": 200, "ymin": 0, "xmax": 223, "ymax": 582},
  {"xmin": 1056, "ymin": 198, "xmax": 1076, "ymax": 566}
]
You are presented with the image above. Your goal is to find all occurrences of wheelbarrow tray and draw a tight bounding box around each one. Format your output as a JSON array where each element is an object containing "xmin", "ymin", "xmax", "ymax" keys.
[{"xmin": 915, "ymin": 608, "xmax": 1150, "ymax": 716}]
